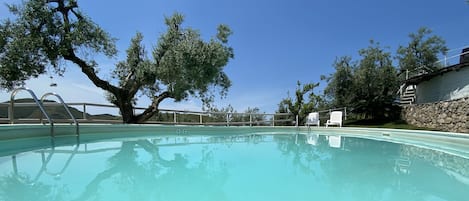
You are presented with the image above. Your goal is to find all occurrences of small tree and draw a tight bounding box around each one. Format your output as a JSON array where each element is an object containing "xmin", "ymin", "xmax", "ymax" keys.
[
  {"xmin": 277, "ymin": 81, "xmax": 321, "ymax": 125},
  {"xmin": 0, "ymin": 1, "xmax": 233, "ymax": 123},
  {"xmin": 396, "ymin": 27, "xmax": 448, "ymax": 79}
]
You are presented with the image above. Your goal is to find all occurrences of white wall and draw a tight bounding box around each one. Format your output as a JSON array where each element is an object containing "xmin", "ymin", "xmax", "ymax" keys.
[{"xmin": 416, "ymin": 67, "xmax": 469, "ymax": 104}]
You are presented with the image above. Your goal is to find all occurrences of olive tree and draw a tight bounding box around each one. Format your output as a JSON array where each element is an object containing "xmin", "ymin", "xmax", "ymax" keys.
[
  {"xmin": 277, "ymin": 81, "xmax": 322, "ymax": 125},
  {"xmin": 354, "ymin": 41, "xmax": 398, "ymax": 119},
  {"xmin": 396, "ymin": 27, "xmax": 447, "ymax": 78},
  {"xmin": 0, "ymin": 0, "xmax": 233, "ymax": 123},
  {"xmin": 322, "ymin": 56, "xmax": 355, "ymax": 108},
  {"xmin": 323, "ymin": 41, "xmax": 399, "ymax": 120}
]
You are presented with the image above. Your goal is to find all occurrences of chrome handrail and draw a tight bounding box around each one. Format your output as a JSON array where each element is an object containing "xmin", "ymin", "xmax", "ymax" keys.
[
  {"xmin": 41, "ymin": 92, "xmax": 79, "ymax": 135},
  {"xmin": 9, "ymin": 87, "xmax": 54, "ymax": 135}
]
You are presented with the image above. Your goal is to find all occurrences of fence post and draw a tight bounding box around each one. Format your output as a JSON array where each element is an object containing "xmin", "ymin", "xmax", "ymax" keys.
[
  {"xmin": 226, "ymin": 113, "xmax": 230, "ymax": 127},
  {"xmin": 173, "ymin": 112, "xmax": 177, "ymax": 124},
  {"xmin": 249, "ymin": 114, "xmax": 252, "ymax": 127},
  {"xmin": 199, "ymin": 114, "xmax": 203, "ymax": 125},
  {"xmin": 295, "ymin": 115, "xmax": 299, "ymax": 127},
  {"xmin": 8, "ymin": 102, "xmax": 14, "ymax": 124},
  {"xmin": 272, "ymin": 114, "xmax": 275, "ymax": 127},
  {"xmin": 83, "ymin": 103, "xmax": 87, "ymax": 120}
]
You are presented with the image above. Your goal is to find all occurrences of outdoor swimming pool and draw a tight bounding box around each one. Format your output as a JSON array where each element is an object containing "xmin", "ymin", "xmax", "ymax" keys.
[{"xmin": 0, "ymin": 125, "xmax": 468, "ymax": 201}]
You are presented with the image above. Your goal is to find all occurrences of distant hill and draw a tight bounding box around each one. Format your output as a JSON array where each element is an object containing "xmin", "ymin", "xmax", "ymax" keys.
[
  {"xmin": 0, "ymin": 99, "xmax": 191, "ymax": 123},
  {"xmin": 0, "ymin": 98, "xmax": 120, "ymax": 120}
]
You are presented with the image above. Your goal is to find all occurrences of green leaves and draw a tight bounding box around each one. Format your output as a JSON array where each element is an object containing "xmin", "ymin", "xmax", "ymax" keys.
[
  {"xmin": 324, "ymin": 41, "xmax": 398, "ymax": 120},
  {"xmin": 0, "ymin": 18, "xmax": 48, "ymax": 88},
  {"xmin": 277, "ymin": 81, "xmax": 322, "ymax": 125},
  {"xmin": 0, "ymin": 0, "xmax": 116, "ymax": 89},
  {"xmin": 354, "ymin": 41, "xmax": 398, "ymax": 119},
  {"xmin": 396, "ymin": 27, "xmax": 448, "ymax": 77},
  {"xmin": 324, "ymin": 28, "xmax": 448, "ymax": 120},
  {"xmin": 108, "ymin": 12, "xmax": 233, "ymax": 118},
  {"xmin": 151, "ymin": 13, "xmax": 233, "ymax": 102},
  {"xmin": 323, "ymin": 56, "xmax": 355, "ymax": 108},
  {"xmin": 1, "ymin": 1, "xmax": 233, "ymax": 123},
  {"xmin": 216, "ymin": 24, "xmax": 232, "ymax": 44}
]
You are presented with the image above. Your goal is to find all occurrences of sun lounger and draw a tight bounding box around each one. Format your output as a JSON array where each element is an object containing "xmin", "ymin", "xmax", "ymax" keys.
[
  {"xmin": 305, "ymin": 112, "xmax": 320, "ymax": 127},
  {"xmin": 326, "ymin": 111, "xmax": 342, "ymax": 127}
]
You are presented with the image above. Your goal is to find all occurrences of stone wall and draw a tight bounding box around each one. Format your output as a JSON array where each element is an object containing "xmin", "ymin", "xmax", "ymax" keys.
[{"xmin": 401, "ymin": 97, "xmax": 469, "ymax": 133}]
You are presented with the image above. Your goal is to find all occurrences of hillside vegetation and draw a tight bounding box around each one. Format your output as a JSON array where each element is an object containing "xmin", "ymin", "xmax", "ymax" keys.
[{"xmin": 0, "ymin": 99, "xmax": 119, "ymax": 120}]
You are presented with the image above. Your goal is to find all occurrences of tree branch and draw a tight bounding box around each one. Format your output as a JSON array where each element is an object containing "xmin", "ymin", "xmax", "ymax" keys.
[
  {"xmin": 46, "ymin": 0, "xmax": 119, "ymax": 96},
  {"xmin": 45, "ymin": 0, "xmax": 60, "ymax": 3},
  {"xmin": 70, "ymin": 8, "xmax": 83, "ymax": 20},
  {"xmin": 132, "ymin": 91, "xmax": 172, "ymax": 123},
  {"xmin": 122, "ymin": 70, "xmax": 134, "ymax": 87},
  {"xmin": 63, "ymin": 50, "xmax": 120, "ymax": 95},
  {"xmin": 122, "ymin": 69, "xmax": 141, "ymax": 96}
]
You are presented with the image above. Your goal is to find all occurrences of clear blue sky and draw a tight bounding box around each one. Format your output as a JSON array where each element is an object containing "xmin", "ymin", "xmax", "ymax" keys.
[{"xmin": 1, "ymin": 0, "xmax": 469, "ymax": 114}]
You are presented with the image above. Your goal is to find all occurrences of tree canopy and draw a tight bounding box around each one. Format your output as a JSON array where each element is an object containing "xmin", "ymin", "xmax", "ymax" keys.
[
  {"xmin": 0, "ymin": 0, "xmax": 234, "ymax": 123},
  {"xmin": 322, "ymin": 56, "xmax": 355, "ymax": 108},
  {"xmin": 396, "ymin": 27, "xmax": 448, "ymax": 78},
  {"xmin": 0, "ymin": 0, "xmax": 117, "ymax": 89},
  {"xmin": 354, "ymin": 41, "xmax": 398, "ymax": 119},
  {"xmin": 323, "ymin": 41, "xmax": 399, "ymax": 120},
  {"xmin": 322, "ymin": 28, "xmax": 448, "ymax": 121},
  {"xmin": 276, "ymin": 81, "xmax": 325, "ymax": 125}
]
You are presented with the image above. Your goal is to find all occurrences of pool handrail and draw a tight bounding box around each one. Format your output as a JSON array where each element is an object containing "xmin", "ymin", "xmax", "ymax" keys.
[
  {"xmin": 9, "ymin": 87, "xmax": 54, "ymax": 135},
  {"xmin": 40, "ymin": 92, "xmax": 79, "ymax": 135}
]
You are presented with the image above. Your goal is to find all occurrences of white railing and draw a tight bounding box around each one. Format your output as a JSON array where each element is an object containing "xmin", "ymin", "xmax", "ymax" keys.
[
  {"xmin": 405, "ymin": 45, "xmax": 469, "ymax": 79},
  {"xmin": 314, "ymin": 107, "xmax": 348, "ymax": 122},
  {"xmin": 0, "ymin": 101, "xmax": 349, "ymax": 127},
  {"xmin": 441, "ymin": 45, "xmax": 469, "ymax": 66},
  {"xmin": 0, "ymin": 102, "xmax": 296, "ymax": 127}
]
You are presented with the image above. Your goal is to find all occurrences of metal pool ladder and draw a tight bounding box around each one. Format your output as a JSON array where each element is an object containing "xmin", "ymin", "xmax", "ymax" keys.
[
  {"xmin": 9, "ymin": 87, "xmax": 79, "ymax": 136},
  {"xmin": 41, "ymin": 92, "xmax": 79, "ymax": 135}
]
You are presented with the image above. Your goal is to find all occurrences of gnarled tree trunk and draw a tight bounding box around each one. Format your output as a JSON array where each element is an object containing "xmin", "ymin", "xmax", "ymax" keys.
[{"xmin": 117, "ymin": 92, "xmax": 171, "ymax": 123}]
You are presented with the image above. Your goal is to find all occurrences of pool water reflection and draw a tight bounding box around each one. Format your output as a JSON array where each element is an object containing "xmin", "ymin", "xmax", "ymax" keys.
[{"xmin": 0, "ymin": 133, "xmax": 468, "ymax": 201}]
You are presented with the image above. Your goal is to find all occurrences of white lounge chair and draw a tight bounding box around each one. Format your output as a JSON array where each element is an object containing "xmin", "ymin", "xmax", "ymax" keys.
[
  {"xmin": 326, "ymin": 111, "xmax": 342, "ymax": 127},
  {"xmin": 305, "ymin": 112, "xmax": 320, "ymax": 127}
]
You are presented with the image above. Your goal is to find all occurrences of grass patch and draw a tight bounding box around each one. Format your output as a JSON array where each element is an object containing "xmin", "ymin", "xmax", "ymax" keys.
[{"xmin": 344, "ymin": 119, "xmax": 437, "ymax": 131}]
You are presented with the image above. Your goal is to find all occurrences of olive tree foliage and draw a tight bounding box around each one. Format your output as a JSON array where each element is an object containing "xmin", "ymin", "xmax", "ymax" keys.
[
  {"xmin": 323, "ymin": 41, "xmax": 399, "ymax": 120},
  {"xmin": 396, "ymin": 27, "xmax": 448, "ymax": 79},
  {"xmin": 354, "ymin": 41, "xmax": 398, "ymax": 119},
  {"xmin": 322, "ymin": 56, "xmax": 355, "ymax": 108},
  {"xmin": 0, "ymin": 0, "xmax": 233, "ymax": 123},
  {"xmin": 277, "ymin": 81, "xmax": 323, "ymax": 125},
  {"xmin": 0, "ymin": 0, "xmax": 117, "ymax": 89}
]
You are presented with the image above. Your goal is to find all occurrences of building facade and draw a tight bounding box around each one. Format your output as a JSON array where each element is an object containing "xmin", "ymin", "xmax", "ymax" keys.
[{"xmin": 401, "ymin": 61, "xmax": 469, "ymax": 133}]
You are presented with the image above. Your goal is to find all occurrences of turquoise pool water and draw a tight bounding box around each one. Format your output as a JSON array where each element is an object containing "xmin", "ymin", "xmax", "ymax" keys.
[{"xmin": 0, "ymin": 125, "xmax": 468, "ymax": 201}]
